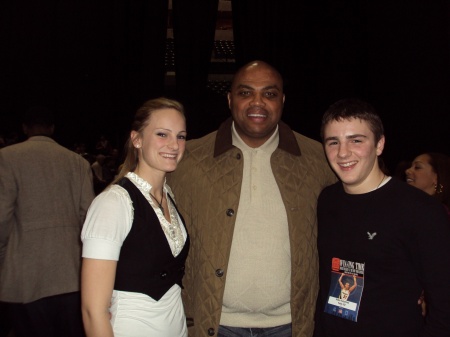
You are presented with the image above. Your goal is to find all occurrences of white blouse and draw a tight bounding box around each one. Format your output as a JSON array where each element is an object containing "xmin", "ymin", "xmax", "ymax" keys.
[{"xmin": 81, "ymin": 172, "xmax": 188, "ymax": 337}]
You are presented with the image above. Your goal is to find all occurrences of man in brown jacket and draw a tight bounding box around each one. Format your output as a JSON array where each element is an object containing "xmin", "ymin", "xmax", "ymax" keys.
[
  {"xmin": 168, "ymin": 60, "xmax": 337, "ymax": 337},
  {"xmin": 0, "ymin": 107, "xmax": 95, "ymax": 337}
]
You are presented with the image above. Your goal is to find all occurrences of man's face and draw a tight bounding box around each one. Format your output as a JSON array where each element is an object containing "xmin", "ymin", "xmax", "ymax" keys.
[
  {"xmin": 323, "ymin": 118, "xmax": 385, "ymax": 194},
  {"xmin": 227, "ymin": 62, "xmax": 285, "ymax": 148}
]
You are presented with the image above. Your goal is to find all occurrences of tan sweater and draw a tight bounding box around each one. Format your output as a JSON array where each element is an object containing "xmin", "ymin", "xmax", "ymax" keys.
[{"xmin": 220, "ymin": 124, "xmax": 291, "ymax": 328}]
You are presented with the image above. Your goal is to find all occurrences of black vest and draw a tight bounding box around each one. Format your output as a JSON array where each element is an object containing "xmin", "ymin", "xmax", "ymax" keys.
[{"xmin": 114, "ymin": 177, "xmax": 190, "ymax": 300}]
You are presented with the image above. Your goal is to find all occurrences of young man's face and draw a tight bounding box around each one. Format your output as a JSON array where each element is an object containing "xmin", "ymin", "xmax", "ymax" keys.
[{"xmin": 323, "ymin": 117, "xmax": 385, "ymax": 194}]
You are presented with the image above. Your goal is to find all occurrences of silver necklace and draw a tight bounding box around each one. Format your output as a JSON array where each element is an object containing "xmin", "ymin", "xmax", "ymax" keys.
[
  {"xmin": 149, "ymin": 191, "xmax": 164, "ymax": 215},
  {"xmin": 376, "ymin": 174, "xmax": 386, "ymax": 189}
]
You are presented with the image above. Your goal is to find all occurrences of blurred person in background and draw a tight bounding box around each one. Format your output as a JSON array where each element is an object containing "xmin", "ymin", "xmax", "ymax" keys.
[
  {"xmin": 405, "ymin": 152, "xmax": 450, "ymax": 217},
  {"xmin": 0, "ymin": 106, "xmax": 95, "ymax": 337}
]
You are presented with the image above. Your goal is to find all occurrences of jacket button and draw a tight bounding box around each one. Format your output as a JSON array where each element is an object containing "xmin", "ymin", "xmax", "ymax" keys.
[
  {"xmin": 236, "ymin": 153, "xmax": 241, "ymax": 160},
  {"xmin": 215, "ymin": 269, "xmax": 224, "ymax": 277},
  {"xmin": 160, "ymin": 272, "xmax": 167, "ymax": 279},
  {"xmin": 226, "ymin": 209, "xmax": 234, "ymax": 217},
  {"xmin": 208, "ymin": 328, "xmax": 215, "ymax": 336}
]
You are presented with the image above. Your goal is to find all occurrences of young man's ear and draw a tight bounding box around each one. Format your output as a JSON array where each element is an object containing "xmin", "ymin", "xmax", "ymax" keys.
[{"xmin": 376, "ymin": 136, "xmax": 385, "ymax": 156}]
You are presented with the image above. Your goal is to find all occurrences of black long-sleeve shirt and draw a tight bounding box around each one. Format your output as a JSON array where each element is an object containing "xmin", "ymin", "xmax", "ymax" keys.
[{"xmin": 314, "ymin": 178, "xmax": 450, "ymax": 337}]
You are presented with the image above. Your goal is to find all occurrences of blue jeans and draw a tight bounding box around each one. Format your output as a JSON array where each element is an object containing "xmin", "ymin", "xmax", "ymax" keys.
[{"xmin": 218, "ymin": 323, "xmax": 292, "ymax": 337}]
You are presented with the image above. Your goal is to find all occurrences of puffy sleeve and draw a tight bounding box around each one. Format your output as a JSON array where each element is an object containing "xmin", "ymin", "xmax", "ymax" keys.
[{"xmin": 81, "ymin": 185, "xmax": 133, "ymax": 261}]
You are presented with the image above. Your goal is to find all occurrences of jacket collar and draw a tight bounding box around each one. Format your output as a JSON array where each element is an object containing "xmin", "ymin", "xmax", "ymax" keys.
[
  {"xmin": 27, "ymin": 135, "xmax": 56, "ymax": 143},
  {"xmin": 213, "ymin": 117, "xmax": 302, "ymax": 158}
]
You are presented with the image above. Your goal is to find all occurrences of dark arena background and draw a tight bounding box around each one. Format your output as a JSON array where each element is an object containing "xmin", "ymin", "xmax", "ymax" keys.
[{"xmin": 1, "ymin": 0, "xmax": 449, "ymax": 174}]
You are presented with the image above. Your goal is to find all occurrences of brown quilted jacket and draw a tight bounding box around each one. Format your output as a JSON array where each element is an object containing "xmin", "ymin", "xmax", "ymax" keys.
[{"xmin": 168, "ymin": 118, "xmax": 337, "ymax": 337}]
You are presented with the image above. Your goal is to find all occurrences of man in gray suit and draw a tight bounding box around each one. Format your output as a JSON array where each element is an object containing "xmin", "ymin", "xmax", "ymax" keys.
[{"xmin": 0, "ymin": 107, "xmax": 95, "ymax": 337}]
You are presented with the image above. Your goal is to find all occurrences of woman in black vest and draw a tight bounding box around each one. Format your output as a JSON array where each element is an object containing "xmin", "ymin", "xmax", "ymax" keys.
[{"xmin": 81, "ymin": 97, "xmax": 190, "ymax": 337}]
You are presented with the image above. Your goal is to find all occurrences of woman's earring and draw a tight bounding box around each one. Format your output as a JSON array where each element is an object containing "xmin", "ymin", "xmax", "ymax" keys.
[{"xmin": 435, "ymin": 183, "xmax": 444, "ymax": 194}]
